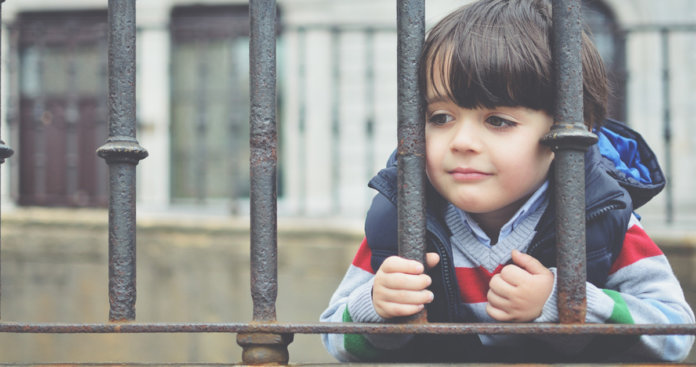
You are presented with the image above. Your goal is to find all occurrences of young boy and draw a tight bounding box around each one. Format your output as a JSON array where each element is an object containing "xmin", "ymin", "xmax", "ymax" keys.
[{"xmin": 320, "ymin": 0, "xmax": 694, "ymax": 363}]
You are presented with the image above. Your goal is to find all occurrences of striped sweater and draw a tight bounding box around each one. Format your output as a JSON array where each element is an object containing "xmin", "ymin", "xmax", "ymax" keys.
[{"xmin": 320, "ymin": 213, "xmax": 694, "ymax": 362}]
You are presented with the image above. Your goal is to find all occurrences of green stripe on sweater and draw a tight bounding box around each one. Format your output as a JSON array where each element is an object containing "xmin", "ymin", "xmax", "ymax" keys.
[
  {"xmin": 343, "ymin": 308, "xmax": 380, "ymax": 359},
  {"xmin": 603, "ymin": 289, "xmax": 635, "ymax": 324}
]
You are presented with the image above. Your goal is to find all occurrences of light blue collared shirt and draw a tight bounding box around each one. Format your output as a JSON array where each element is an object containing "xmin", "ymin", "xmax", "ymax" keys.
[{"xmin": 456, "ymin": 181, "xmax": 549, "ymax": 247}]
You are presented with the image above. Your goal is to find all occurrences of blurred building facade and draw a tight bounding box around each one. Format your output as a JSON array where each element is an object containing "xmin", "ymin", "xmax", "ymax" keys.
[{"xmin": 1, "ymin": 0, "xmax": 695, "ymax": 225}]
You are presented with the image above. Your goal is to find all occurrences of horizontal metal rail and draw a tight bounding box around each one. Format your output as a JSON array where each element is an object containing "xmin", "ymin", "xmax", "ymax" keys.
[{"xmin": 0, "ymin": 322, "xmax": 694, "ymax": 335}]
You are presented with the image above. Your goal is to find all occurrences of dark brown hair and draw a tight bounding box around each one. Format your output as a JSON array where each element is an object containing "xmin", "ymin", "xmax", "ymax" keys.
[{"xmin": 419, "ymin": 0, "xmax": 608, "ymax": 128}]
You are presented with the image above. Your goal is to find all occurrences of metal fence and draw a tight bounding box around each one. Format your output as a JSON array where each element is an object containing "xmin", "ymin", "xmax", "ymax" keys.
[{"xmin": 0, "ymin": 0, "xmax": 695, "ymax": 365}]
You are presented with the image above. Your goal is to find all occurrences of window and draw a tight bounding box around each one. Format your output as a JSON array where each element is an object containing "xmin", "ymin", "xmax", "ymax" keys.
[
  {"xmin": 169, "ymin": 6, "xmax": 253, "ymax": 208},
  {"xmin": 15, "ymin": 11, "xmax": 108, "ymax": 207},
  {"xmin": 583, "ymin": 0, "xmax": 626, "ymax": 121}
]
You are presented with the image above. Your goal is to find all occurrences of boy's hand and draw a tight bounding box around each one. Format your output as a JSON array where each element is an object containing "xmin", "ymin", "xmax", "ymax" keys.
[
  {"xmin": 486, "ymin": 250, "xmax": 554, "ymax": 322},
  {"xmin": 372, "ymin": 252, "xmax": 440, "ymax": 319}
]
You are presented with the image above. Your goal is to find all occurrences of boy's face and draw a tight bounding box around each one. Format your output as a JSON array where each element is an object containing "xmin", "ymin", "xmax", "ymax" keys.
[{"xmin": 425, "ymin": 89, "xmax": 554, "ymax": 224}]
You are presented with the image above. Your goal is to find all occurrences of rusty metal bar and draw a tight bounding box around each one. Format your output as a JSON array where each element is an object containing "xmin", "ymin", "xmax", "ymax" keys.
[
  {"xmin": 396, "ymin": 0, "xmax": 426, "ymax": 324},
  {"xmin": 541, "ymin": 0, "xmax": 597, "ymax": 324},
  {"xmin": 97, "ymin": 0, "xmax": 148, "ymax": 322},
  {"xmin": 0, "ymin": 322, "xmax": 695, "ymax": 336},
  {"xmin": 240, "ymin": 0, "xmax": 293, "ymax": 363},
  {"xmin": 0, "ymin": 0, "xmax": 15, "ymax": 320},
  {"xmin": 248, "ymin": 0, "xmax": 278, "ymax": 326},
  {"xmin": 396, "ymin": 0, "xmax": 426, "ymax": 264}
]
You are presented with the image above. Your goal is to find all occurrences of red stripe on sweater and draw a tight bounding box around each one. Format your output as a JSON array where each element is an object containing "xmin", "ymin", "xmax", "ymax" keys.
[
  {"xmin": 352, "ymin": 237, "xmax": 375, "ymax": 274},
  {"xmin": 455, "ymin": 265, "xmax": 504, "ymax": 303},
  {"xmin": 609, "ymin": 224, "xmax": 663, "ymax": 275}
]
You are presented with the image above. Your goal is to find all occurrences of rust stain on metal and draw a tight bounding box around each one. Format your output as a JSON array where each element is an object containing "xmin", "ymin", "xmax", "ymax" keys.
[
  {"xmin": 0, "ymin": 322, "xmax": 694, "ymax": 336},
  {"xmin": 237, "ymin": 331, "xmax": 293, "ymax": 365}
]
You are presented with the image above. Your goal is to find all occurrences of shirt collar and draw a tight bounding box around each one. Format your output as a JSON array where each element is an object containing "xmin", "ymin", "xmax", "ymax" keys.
[{"xmin": 457, "ymin": 180, "xmax": 549, "ymax": 247}]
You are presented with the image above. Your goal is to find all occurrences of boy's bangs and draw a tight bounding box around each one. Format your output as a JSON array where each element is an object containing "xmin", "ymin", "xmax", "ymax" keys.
[{"xmin": 424, "ymin": 19, "xmax": 555, "ymax": 114}]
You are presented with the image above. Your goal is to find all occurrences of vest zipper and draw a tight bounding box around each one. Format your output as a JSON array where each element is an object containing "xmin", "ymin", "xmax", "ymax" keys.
[
  {"xmin": 426, "ymin": 220, "xmax": 459, "ymax": 322},
  {"xmin": 586, "ymin": 203, "xmax": 622, "ymax": 222}
]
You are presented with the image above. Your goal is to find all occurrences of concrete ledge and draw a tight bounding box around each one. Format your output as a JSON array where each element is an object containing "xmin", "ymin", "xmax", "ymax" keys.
[{"xmin": 1, "ymin": 207, "xmax": 365, "ymax": 241}]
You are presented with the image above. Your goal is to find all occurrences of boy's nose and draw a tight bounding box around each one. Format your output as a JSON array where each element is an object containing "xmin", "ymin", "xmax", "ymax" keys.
[{"xmin": 450, "ymin": 120, "xmax": 482, "ymax": 153}]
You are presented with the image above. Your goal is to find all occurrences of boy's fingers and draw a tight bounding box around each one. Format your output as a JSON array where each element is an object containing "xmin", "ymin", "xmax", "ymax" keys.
[
  {"xmin": 380, "ymin": 253, "xmax": 438, "ymax": 274},
  {"xmin": 380, "ymin": 256, "xmax": 424, "ymax": 274},
  {"xmin": 381, "ymin": 288, "xmax": 434, "ymax": 305},
  {"xmin": 499, "ymin": 264, "xmax": 528, "ymax": 286},
  {"xmin": 486, "ymin": 303, "xmax": 511, "ymax": 322},
  {"xmin": 379, "ymin": 303, "xmax": 425, "ymax": 318},
  {"xmin": 426, "ymin": 252, "xmax": 440, "ymax": 269},
  {"xmin": 489, "ymin": 273, "xmax": 516, "ymax": 295},
  {"xmin": 374, "ymin": 287, "xmax": 434, "ymax": 319},
  {"xmin": 380, "ymin": 273, "xmax": 432, "ymax": 291},
  {"xmin": 510, "ymin": 249, "xmax": 548, "ymax": 275},
  {"xmin": 486, "ymin": 288, "xmax": 510, "ymax": 309}
]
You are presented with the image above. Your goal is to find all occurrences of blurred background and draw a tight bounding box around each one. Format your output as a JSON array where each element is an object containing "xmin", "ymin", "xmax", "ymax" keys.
[{"xmin": 0, "ymin": 0, "xmax": 695, "ymax": 364}]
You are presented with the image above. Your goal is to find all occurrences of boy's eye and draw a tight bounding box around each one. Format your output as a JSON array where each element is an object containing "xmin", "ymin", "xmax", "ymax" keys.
[
  {"xmin": 486, "ymin": 115, "xmax": 516, "ymax": 128},
  {"xmin": 428, "ymin": 112, "xmax": 454, "ymax": 125}
]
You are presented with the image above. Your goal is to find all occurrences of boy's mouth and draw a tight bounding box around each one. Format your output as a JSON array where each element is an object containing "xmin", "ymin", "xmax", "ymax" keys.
[{"xmin": 449, "ymin": 167, "xmax": 491, "ymax": 181}]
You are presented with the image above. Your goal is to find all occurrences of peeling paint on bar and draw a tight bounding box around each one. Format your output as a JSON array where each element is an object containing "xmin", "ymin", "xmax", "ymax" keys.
[
  {"xmin": 0, "ymin": 322, "xmax": 694, "ymax": 336},
  {"xmin": 541, "ymin": 0, "xmax": 598, "ymax": 324},
  {"xmin": 396, "ymin": 0, "xmax": 426, "ymax": 267},
  {"xmin": 97, "ymin": 0, "xmax": 148, "ymax": 322},
  {"xmin": 396, "ymin": 0, "xmax": 427, "ymax": 325},
  {"xmin": 247, "ymin": 0, "xmax": 278, "ymax": 326},
  {"xmin": 241, "ymin": 0, "xmax": 292, "ymax": 364}
]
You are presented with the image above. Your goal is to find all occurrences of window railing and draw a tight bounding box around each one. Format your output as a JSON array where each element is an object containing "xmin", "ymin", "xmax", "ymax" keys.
[{"xmin": 0, "ymin": 0, "xmax": 694, "ymax": 365}]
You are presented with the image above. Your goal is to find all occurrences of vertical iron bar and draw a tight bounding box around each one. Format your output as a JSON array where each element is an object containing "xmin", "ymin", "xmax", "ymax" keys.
[
  {"xmin": 396, "ymin": 0, "xmax": 426, "ymax": 264},
  {"xmin": 0, "ymin": 0, "xmax": 16, "ymax": 319},
  {"xmin": 249, "ymin": 0, "xmax": 278, "ymax": 324},
  {"xmin": 396, "ymin": 0, "xmax": 426, "ymax": 323},
  {"xmin": 97, "ymin": 0, "xmax": 148, "ymax": 322},
  {"xmin": 238, "ymin": 0, "xmax": 293, "ymax": 363},
  {"xmin": 660, "ymin": 29, "xmax": 673, "ymax": 224},
  {"xmin": 542, "ymin": 0, "xmax": 597, "ymax": 324}
]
